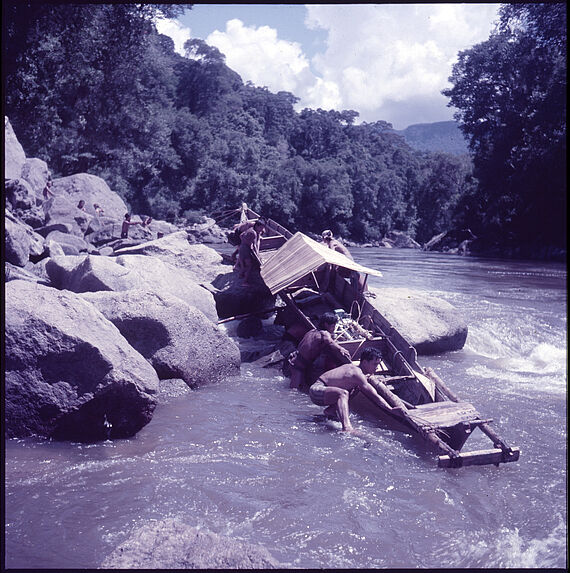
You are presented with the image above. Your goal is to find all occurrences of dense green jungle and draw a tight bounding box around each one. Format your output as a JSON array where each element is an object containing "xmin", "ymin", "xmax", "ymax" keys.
[{"xmin": 4, "ymin": 3, "xmax": 566, "ymax": 258}]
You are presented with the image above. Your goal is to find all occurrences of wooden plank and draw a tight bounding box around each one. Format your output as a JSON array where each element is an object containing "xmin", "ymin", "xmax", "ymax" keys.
[
  {"xmin": 407, "ymin": 402, "xmax": 482, "ymax": 428},
  {"xmin": 438, "ymin": 447, "xmax": 520, "ymax": 468},
  {"xmin": 260, "ymin": 235, "xmax": 287, "ymax": 251}
]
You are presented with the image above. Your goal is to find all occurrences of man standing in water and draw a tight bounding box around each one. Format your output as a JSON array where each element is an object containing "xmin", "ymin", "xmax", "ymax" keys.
[
  {"xmin": 308, "ymin": 346, "xmax": 393, "ymax": 432},
  {"xmin": 289, "ymin": 312, "xmax": 352, "ymax": 390}
]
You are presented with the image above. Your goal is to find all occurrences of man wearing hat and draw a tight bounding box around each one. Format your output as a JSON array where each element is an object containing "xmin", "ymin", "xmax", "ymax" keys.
[
  {"xmin": 321, "ymin": 229, "xmax": 353, "ymax": 259},
  {"xmin": 321, "ymin": 229, "xmax": 370, "ymax": 296}
]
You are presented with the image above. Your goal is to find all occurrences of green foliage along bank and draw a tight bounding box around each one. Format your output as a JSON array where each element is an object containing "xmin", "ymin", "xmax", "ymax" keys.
[{"xmin": 4, "ymin": 3, "xmax": 565, "ymax": 258}]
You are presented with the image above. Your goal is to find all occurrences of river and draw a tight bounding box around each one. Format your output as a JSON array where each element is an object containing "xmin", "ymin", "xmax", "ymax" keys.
[{"xmin": 4, "ymin": 248, "xmax": 567, "ymax": 569}]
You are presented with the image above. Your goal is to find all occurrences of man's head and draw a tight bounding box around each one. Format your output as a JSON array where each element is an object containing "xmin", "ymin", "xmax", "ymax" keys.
[
  {"xmin": 319, "ymin": 311, "xmax": 339, "ymax": 332},
  {"xmin": 359, "ymin": 347, "xmax": 383, "ymax": 374},
  {"xmin": 254, "ymin": 219, "xmax": 266, "ymax": 233},
  {"xmin": 322, "ymin": 229, "xmax": 333, "ymax": 242}
]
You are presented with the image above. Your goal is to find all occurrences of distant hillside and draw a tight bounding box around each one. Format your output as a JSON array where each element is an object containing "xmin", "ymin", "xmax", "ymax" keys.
[{"xmin": 395, "ymin": 121, "xmax": 470, "ymax": 155}]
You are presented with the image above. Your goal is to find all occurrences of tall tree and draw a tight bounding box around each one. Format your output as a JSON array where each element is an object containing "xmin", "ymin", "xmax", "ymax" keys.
[{"xmin": 443, "ymin": 3, "xmax": 566, "ymax": 250}]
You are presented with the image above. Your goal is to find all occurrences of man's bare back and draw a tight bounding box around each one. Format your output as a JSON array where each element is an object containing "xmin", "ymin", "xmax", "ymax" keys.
[
  {"xmin": 318, "ymin": 363, "xmax": 365, "ymax": 391},
  {"xmin": 308, "ymin": 347, "xmax": 394, "ymax": 432},
  {"xmin": 297, "ymin": 329, "xmax": 345, "ymax": 362}
]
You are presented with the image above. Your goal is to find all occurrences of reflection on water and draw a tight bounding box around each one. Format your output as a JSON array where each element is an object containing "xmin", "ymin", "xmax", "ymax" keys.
[{"xmin": 4, "ymin": 248, "xmax": 567, "ymax": 569}]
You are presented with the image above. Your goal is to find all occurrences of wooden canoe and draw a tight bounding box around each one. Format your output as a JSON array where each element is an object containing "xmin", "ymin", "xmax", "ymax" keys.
[{"xmin": 259, "ymin": 232, "xmax": 520, "ymax": 468}]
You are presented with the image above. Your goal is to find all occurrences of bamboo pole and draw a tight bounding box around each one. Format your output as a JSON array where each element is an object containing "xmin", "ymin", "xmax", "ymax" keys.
[{"xmin": 217, "ymin": 307, "xmax": 280, "ymax": 324}]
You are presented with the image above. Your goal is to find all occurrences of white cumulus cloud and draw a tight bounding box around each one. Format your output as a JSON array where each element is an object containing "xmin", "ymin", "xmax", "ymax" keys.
[
  {"xmin": 155, "ymin": 16, "xmax": 191, "ymax": 54},
  {"xmin": 207, "ymin": 19, "xmax": 312, "ymax": 93},
  {"xmin": 305, "ymin": 4, "xmax": 500, "ymax": 126},
  {"xmin": 159, "ymin": 4, "xmax": 500, "ymax": 128}
]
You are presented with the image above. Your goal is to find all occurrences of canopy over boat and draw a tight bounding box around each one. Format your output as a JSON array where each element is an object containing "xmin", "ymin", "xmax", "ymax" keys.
[{"xmin": 261, "ymin": 232, "xmax": 383, "ymax": 295}]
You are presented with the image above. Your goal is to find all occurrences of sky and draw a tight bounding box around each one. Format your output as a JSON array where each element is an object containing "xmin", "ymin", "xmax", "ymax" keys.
[{"xmin": 155, "ymin": 3, "xmax": 501, "ymax": 130}]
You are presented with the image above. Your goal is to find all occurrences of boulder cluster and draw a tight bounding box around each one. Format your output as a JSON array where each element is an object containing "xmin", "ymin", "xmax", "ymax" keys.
[{"xmin": 5, "ymin": 117, "xmax": 242, "ymax": 442}]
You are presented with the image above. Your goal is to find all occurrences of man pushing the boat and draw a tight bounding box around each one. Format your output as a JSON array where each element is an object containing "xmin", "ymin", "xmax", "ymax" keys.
[
  {"xmin": 289, "ymin": 312, "xmax": 352, "ymax": 390},
  {"xmin": 309, "ymin": 347, "xmax": 394, "ymax": 433}
]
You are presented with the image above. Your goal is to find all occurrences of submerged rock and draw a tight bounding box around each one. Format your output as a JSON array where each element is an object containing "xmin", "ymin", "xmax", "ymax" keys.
[{"xmin": 101, "ymin": 518, "xmax": 281, "ymax": 569}]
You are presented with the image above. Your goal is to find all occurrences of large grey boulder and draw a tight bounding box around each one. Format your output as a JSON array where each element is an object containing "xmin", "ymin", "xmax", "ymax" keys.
[
  {"xmin": 146, "ymin": 218, "xmax": 179, "ymax": 237},
  {"xmin": 80, "ymin": 289, "xmax": 241, "ymax": 387},
  {"xmin": 114, "ymin": 254, "xmax": 218, "ymax": 321},
  {"xmin": 21, "ymin": 157, "xmax": 50, "ymax": 199},
  {"xmin": 5, "ymin": 262, "xmax": 51, "ymax": 286},
  {"xmin": 84, "ymin": 215, "xmax": 135, "ymax": 245},
  {"xmin": 101, "ymin": 518, "xmax": 281, "ymax": 569},
  {"xmin": 185, "ymin": 216, "xmax": 227, "ymax": 244},
  {"xmin": 5, "ymin": 177, "xmax": 35, "ymax": 211},
  {"xmin": 5, "ymin": 280, "xmax": 159, "ymax": 441},
  {"xmin": 51, "ymin": 173, "xmax": 129, "ymax": 221},
  {"xmin": 5, "ymin": 116, "xmax": 26, "ymax": 180},
  {"xmin": 43, "ymin": 194, "xmax": 93, "ymax": 237},
  {"xmin": 45, "ymin": 229, "xmax": 95, "ymax": 255},
  {"xmin": 86, "ymin": 215, "xmax": 155, "ymax": 245},
  {"xmin": 113, "ymin": 230, "xmax": 225, "ymax": 283},
  {"xmin": 368, "ymin": 287, "xmax": 468, "ymax": 354},
  {"xmin": 5, "ymin": 212, "xmax": 46, "ymax": 267},
  {"xmin": 5, "ymin": 178, "xmax": 46, "ymax": 228},
  {"xmin": 45, "ymin": 254, "xmax": 218, "ymax": 322}
]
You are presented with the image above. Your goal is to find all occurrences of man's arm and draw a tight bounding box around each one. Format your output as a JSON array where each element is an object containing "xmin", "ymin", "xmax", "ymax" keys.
[
  {"xmin": 356, "ymin": 376, "xmax": 392, "ymax": 410},
  {"xmin": 322, "ymin": 331, "xmax": 352, "ymax": 363}
]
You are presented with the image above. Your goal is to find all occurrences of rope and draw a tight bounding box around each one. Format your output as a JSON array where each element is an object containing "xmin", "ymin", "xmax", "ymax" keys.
[{"xmin": 349, "ymin": 299, "xmax": 362, "ymax": 322}]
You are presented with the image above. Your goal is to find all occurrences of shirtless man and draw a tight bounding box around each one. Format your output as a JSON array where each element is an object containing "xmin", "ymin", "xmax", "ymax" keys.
[
  {"xmin": 321, "ymin": 229, "xmax": 367, "ymax": 295},
  {"xmin": 289, "ymin": 312, "xmax": 351, "ymax": 389},
  {"xmin": 321, "ymin": 229, "xmax": 353, "ymax": 259},
  {"xmin": 308, "ymin": 346, "xmax": 393, "ymax": 432},
  {"xmin": 121, "ymin": 213, "xmax": 141, "ymax": 239}
]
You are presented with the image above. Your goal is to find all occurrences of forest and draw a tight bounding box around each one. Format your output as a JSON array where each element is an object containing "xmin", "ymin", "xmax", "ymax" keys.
[{"xmin": 4, "ymin": 3, "xmax": 566, "ymax": 257}]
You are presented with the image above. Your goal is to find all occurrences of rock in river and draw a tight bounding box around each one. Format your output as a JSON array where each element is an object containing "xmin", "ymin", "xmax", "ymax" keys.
[{"xmin": 5, "ymin": 280, "xmax": 159, "ymax": 441}]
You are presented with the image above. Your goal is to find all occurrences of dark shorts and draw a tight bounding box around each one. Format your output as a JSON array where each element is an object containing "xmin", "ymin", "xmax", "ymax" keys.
[
  {"xmin": 309, "ymin": 379, "xmax": 327, "ymax": 406},
  {"xmin": 291, "ymin": 352, "xmax": 310, "ymax": 372}
]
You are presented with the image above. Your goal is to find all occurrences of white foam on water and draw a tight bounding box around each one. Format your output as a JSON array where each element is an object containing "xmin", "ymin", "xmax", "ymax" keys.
[
  {"xmin": 496, "ymin": 343, "xmax": 567, "ymax": 375},
  {"xmin": 464, "ymin": 336, "xmax": 567, "ymax": 396},
  {"xmin": 466, "ymin": 363, "xmax": 566, "ymax": 397},
  {"xmin": 493, "ymin": 519, "xmax": 567, "ymax": 569}
]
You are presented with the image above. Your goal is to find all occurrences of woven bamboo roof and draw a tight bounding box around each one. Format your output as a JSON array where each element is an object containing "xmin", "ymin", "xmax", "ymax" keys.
[{"xmin": 260, "ymin": 232, "xmax": 383, "ymax": 294}]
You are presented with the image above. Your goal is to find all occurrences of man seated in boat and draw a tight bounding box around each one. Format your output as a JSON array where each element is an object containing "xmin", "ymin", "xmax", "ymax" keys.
[
  {"xmin": 308, "ymin": 346, "xmax": 393, "ymax": 433},
  {"xmin": 320, "ymin": 229, "xmax": 369, "ymax": 296},
  {"xmin": 289, "ymin": 312, "xmax": 352, "ymax": 390},
  {"xmin": 237, "ymin": 218, "xmax": 266, "ymax": 286}
]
